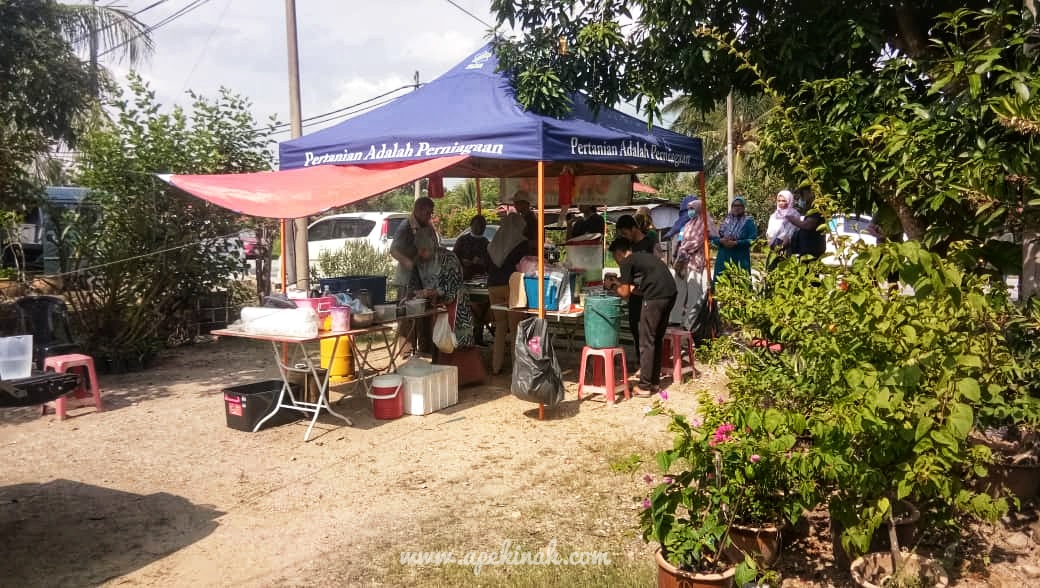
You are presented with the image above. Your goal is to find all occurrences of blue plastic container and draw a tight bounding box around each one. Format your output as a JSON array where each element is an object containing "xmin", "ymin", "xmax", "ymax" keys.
[{"xmin": 523, "ymin": 274, "xmax": 577, "ymax": 311}]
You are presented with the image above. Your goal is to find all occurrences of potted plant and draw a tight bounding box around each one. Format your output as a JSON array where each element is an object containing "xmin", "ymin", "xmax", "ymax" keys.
[
  {"xmin": 716, "ymin": 241, "xmax": 1035, "ymax": 585},
  {"xmin": 642, "ymin": 403, "xmax": 816, "ymax": 586}
]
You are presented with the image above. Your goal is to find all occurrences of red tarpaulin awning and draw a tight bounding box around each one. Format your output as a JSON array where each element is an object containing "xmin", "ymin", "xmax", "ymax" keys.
[{"xmin": 160, "ymin": 155, "xmax": 468, "ymax": 218}]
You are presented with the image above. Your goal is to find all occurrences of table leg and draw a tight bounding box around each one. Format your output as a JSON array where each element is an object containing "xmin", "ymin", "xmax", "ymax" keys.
[
  {"xmin": 299, "ymin": 339, "xmax": 352, "ymax": 441},
  {"xmin": 253, "ymin": 341, "xmax": 294, "ymax": 432}
]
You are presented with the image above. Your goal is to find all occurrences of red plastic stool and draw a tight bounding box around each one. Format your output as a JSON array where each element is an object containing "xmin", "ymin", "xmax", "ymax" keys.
[
  {"xmin": 577, "ymin": 346, "xmax": 629, "ymax": 404},
  {"xmin": 661, "ymin": 328, "xmax": 697, "ymax": 384},
  {"xmin": 41, "ymin": 354, "xmax": 102, "ymax": 420}
]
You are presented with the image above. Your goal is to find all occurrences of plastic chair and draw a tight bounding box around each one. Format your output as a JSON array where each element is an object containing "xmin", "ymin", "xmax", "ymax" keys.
[
  {"xmin": 13, "ymin": 296, "xmax": 79, "ymax": 370},
  {"xmin": 661, "ymin": 328, "xmax": 697, "ymax": 384},
  {"xmin": 41, "ymin": 353, "xmax": 102, "ymax": 420},
  {"xmin": 577, "ymin": 346, "xmax": 630, "ymax": 404}
]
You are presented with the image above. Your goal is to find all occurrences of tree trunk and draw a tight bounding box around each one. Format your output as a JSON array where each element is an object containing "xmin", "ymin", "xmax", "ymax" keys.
[
  {"xmin": 1023, "ymin": 222, "xmax": 1039, "ymax": 300},
  {"xmin": 884, "ymin": 193, "xmax": 926, "ymax": 241}
]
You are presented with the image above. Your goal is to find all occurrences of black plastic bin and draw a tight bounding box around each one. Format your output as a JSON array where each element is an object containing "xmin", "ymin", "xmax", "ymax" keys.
[
  {"xmin": 223, "ymin": 380, "xmax": 300, "ymax": 432},
  {"xmin": 318, "ymin": 275, "xmax": 388, "ymax": 305}
]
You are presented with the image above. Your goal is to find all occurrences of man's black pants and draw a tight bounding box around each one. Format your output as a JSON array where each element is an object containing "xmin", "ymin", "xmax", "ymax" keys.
[{"xmin": 638, "ymin": 295, "xmax": 677, "ymax": 390}]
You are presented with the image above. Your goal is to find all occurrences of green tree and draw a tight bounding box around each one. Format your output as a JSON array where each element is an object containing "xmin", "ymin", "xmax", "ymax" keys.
[
  {"xmin": 55, "ymin": 0, "xmax": 154, "ymax": 93},
  {"xmin": 757, "ymin": 4, "xmax": 1038, "ymax": 265},
  {"xmin": 490, "ymin": 0, "xmax": 986, "ymax": 117},
  {"xmin": 0, "ymin": 0, "xmax": 94, "ymax": 211},
  {"xmin": 71, "ymin": 75, "xmax": 277, "ymax": 362}
]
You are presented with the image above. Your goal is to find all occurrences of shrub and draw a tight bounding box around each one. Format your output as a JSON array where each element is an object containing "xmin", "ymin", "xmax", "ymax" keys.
[{"xmin": 313, "ymin": 240, "xmax": 395, "ymax": 281}]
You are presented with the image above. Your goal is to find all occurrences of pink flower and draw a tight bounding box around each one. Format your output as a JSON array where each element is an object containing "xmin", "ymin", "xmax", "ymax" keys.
[
  {"xmin": 710, "ymin": 423, "xmax": 736, "ymax": 447},
  {"xmin": 750, "ymin": 454, "xmax": 761, "ymax": 463},
  {"xmin": 659, "ymin": 389, "xmax": 669, "ymax": 400},
  {"xmin": 715, "ymin": 394, "xmax": 726, "ymax": 404},
  {"xmin": 691, "ymin": 417, "xmax": 703, "ymax": 428},
  {"xmin": 642, "ymin": 498, "xmax": 651, "ymax": 510},
  {"xmin": 663, "ymin": 476, "xmax": 673, "ymax": 484},
  {"xmin": 643, "ymin": 474, "xmax": 654, "ymax": 485},
  {"xmin": 643, "ymin": 406, "xmax": 652, "ymax": 414}
]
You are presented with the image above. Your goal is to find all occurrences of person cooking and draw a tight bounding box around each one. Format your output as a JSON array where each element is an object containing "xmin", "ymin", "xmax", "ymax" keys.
[
  {"xmin": 390, "ymin": 196, "xmax": 436, "ymax": 300},
  {"xmin": 453, "ymin": 215, "xmax": 491, "ymax": 346},
  {"xmin": 567, "ymin": 204, "xmax": 605, "ymax": 239},
  {"xmin": 512, "ymin": 191, "xmax": 539, "ymax": 249},
  {"xmin": 604, "ymin": 237, "xmax": 677, "ymax": 398},
  {"xmin": 615, "ymin": 214, "xmax": 660, "ymax": 365}
]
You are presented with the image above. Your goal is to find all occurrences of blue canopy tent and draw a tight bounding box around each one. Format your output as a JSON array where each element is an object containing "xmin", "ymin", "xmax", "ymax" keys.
[
  {"xmin": 279, "ymin": 44, "xmax": 702, "ymax": 178},
  {"xmin": 277, "ymin": 44, "xmax": 705, "ymax": 331}
]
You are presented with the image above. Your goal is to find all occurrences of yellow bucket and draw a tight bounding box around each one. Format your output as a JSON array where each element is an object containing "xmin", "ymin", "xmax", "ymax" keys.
[{"xmin": 320, "ymin": 315, "xmax": 353, "ymax": 384}]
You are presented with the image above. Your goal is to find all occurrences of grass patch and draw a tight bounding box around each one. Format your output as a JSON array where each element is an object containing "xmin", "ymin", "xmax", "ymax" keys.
[{"xmin": 608, "ymin": 453, "xmax": 644, "ymax": 474}]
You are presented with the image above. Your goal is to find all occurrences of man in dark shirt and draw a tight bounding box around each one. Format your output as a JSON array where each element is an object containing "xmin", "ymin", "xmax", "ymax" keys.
[
  {"xmin": 454, "ymin": 215, "xmax": 490, "ymax": 280},
  {"xmin": 454, "ymin": 215, "xmax": 491, "ymax": 345},
  {"xmin": 614, "ymin": 214, "xmax": 660, "ymax": 364},
  {"xmin": 605, "ymin": 237, "xmax": 677, "ymax": 397},
  {"xmin": 567, "ymin": 205, "xmax": 605, "ymax": 239}
]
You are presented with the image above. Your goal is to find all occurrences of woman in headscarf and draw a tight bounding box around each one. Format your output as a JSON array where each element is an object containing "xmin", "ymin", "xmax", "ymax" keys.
[
  {"xmin": 711, "ymin": 196, "xmax": 757, "ymax": 285},
  {"xmin": 486, "ymin": 213, "xmax": 529, "ymax": 375},
  {"xmin": 635, "ymin": 207, "xmax": 659, "ymax": 243},
  {"xmin": 662, "ymin": 195, "xmax": 696, "ymax": 258},
  {"xmin": 674, "ymin": 198, "xmax": 718, "ymax": 327},
  {"xmin": 413, "ymin": 226, "xmax": 473, "ymax": 348}
]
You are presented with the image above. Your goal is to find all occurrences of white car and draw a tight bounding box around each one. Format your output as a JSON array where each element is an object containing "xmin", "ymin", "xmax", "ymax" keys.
[
  {"xmin": 822, "ymin": 214, "xmax": 878, "ymax": 266},
  {"xmin": 307, "ymin": 212, "xmax": 408, "ymax": 261}
]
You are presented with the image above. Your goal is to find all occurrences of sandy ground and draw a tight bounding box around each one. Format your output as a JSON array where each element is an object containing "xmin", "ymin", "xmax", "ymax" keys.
[{"xmin": 1, "ymin": 338, "xmax": 1038, "ymax": 587}]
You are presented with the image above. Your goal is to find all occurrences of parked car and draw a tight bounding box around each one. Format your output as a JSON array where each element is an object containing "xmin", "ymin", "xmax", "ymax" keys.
[
  {"xmin": 238, "ymin": 229, "xmax": 259, "ymax": 259},
  {"xmin": 307, "ymin": 212, "xmax": 408, "ymax": 261},
  {"xmin": 822, "ymin": 214, "xmax": 879, "ymax": 266},
  {"xmin": 442, "ymin": 225, "xmax": 561, "ymax": 264}
]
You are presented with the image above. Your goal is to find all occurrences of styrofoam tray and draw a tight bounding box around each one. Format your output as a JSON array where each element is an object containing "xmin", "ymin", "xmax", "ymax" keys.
[{"xmin": 400, "ymin": 364, "xmax": 458, "ymax": 415}]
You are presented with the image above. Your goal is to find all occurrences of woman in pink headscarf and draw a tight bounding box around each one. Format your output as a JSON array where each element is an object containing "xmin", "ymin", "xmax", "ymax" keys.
[{"xmin": 672, "ymin": 198, "xmax": 717, "ymax": 329}]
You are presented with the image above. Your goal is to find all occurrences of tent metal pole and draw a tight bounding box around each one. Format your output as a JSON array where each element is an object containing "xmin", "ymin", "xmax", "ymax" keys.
[
  {"xmin": 280, "ymin": 218, "xmax": 288, "ymax": 293},
  {"xmin": 475, "ymin": 178, "xmax": 482, "ymax": 215},
  {"xmin": 700, "ymin": 170, "xmax": 714, "ymax": 302},
  {"xmin": 537, "ymin": 161, "xmax": 545, "ymax": 319},
  {"xmin": 537, "ymin": 161, "xmax": 545, "ymax": 421}
]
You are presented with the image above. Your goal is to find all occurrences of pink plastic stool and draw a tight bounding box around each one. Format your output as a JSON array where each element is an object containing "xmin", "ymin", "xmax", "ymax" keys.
[
  {"xmin": 661, "ymin": 328, "xmax": 697, "ymax": 384},
  {"xmin": 577, "ymin": 346, "xmax": 630, "ymax": 405},
  {"xmin": 41, "ymin": 354, "xmax": 102, "ymax": 420}
]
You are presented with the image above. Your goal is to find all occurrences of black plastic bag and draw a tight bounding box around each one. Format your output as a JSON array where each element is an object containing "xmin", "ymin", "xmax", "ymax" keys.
[
  {"xmin": 689, "ymin": 294, "xmax": 722, "ymax": 345},
  {"xmin": 511, "ymin": 316, "xmax": 564, "ymax": 406}
]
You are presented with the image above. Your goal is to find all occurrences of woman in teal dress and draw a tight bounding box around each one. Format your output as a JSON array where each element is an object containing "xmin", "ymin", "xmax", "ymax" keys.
[{"xmin": 711, "ymin": 196, "xmax": 757, "ymax": 286}]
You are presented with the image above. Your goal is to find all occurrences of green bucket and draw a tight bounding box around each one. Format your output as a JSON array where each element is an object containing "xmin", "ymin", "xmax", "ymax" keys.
[{"xmin": 584, "ymin": 295, "xmax": 621, "ymax": 349}]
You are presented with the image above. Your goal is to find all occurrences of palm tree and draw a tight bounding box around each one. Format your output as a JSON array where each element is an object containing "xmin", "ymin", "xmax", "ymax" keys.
[
  {"xmin": 664, "ymin": 93, "xmax": 774, "ymax": 182},
  {"xmin": 54, "ymin": 1, "xmax": 154, "ymax": 92}
]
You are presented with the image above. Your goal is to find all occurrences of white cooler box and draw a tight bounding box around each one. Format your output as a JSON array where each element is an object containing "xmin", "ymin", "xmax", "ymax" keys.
[{"xmin": 401, "ymin": 364, "xmax": 458, "ymax": 415}]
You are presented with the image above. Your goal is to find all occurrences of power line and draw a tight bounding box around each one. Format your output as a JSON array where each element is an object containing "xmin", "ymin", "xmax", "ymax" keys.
[
  {"xmin": 71, "ymin": 0, "xmax": 173, "ymax": 47},
  {"xmin": 179, "ymin": 0, "xmax": 234, "ymax": 91},
  {"xmin": 97, "ymin": 0, "xmax": 214, "ymax": 59},
  {"xmin": 257, "ymin": 84, "xmax": 418, "ymax": 133},
  {"xmin": 442, "ymin": 0, "xmax": 493, "ymax": 29}
]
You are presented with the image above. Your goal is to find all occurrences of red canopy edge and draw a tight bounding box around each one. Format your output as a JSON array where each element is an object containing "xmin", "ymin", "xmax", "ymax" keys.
[{"xmin": 163, "ymin": 155, "xmax": 469, "ymax": 218}]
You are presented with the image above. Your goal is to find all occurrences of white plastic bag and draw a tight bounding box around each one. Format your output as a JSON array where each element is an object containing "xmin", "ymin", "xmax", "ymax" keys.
[{"xmin": 433, "ymin": 312, "xmax": 457, "ymax": 353}]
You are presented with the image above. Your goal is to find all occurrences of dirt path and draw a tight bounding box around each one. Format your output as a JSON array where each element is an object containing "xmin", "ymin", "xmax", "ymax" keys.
[{"xmin": 1, "ymin": 338, "xmax": 1036, "ymax": 587}]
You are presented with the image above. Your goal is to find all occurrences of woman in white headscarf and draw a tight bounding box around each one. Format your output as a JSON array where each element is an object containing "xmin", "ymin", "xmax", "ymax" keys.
[
  {"xmin": 486, "ymin": 213, "xmax": 529, "ymax": 375},
  {"xmin": 673, "ymin": 198, "xmax": 718, "ymax": 328}
]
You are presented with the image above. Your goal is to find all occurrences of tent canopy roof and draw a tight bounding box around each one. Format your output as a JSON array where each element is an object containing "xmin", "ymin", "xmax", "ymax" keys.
[{"xmin": 278, "ymin": 44, "xmax": 702, "ymax": 176}]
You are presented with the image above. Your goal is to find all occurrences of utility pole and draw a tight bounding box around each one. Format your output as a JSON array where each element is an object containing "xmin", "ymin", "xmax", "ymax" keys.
[
  {"xmin": 726, "ymin": 91, "xmax": 734, "ymax": 208},
  {"xmin": 89, "ymin": 0, "xmax": 99, "ymax": 96},
  {"xmin": 412, "ymin": 71, "xmax": 422, "ymax": 201},
  {"xmin": 285, "ymin": 0, "xmax": 309, "ymax": 291}
]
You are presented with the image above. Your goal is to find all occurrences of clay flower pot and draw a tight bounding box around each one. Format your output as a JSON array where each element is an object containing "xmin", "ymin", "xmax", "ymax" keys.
[
  {"xmin": 850, "ymin": 552, "xmax": 949, "ymax": 588},
  {"xmin": 969, "ymin": 430, "xmax": 1040, "ymax": 500},
  {"xmin": 831, "ymin": 500, "xmax": 921, "ymax": 569},
  {"xmin": 723, "ymin": 521, "xmax": 787, "ymax": 567},
  {"xmin": 655, "ymin": 549, "xmax": 736, "ymax": 588}
]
